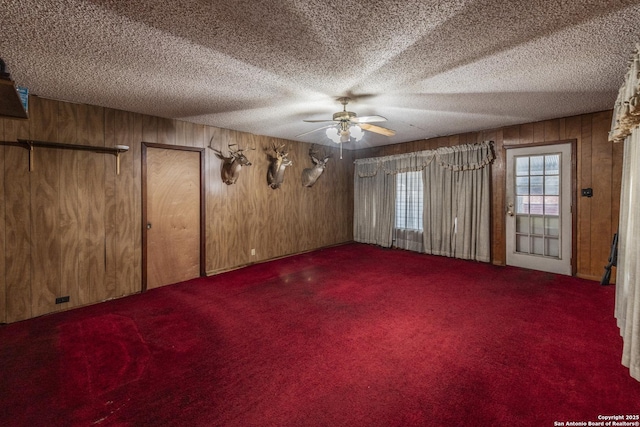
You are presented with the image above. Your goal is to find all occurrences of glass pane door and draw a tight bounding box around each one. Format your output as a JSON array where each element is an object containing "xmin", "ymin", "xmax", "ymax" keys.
[
  {"xmin": 514, "ymin": 153, "xmax": 561, "ymax": 258},
  {"xmin": 505, "ymin": 143, "xmax": 572, "ymax": 275}
]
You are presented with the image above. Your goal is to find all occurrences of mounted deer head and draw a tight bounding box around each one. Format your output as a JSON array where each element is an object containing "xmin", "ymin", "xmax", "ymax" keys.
[
  {"xmin": 267, "ymin": 143, "xmax": 293, "ymax": 189},
  {"xmin": 301, "ymin": 145, "xmax": 332, "ymax": 187},
  {"xmin": 209, "ymin": 142, "xmax": 254, "ymax": 185}
]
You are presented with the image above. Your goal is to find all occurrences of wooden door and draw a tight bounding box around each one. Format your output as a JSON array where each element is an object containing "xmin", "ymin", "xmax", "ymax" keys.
[
  {"xmin": 142, "ymin": 143, "xmax": 205, "ymax": 290},
  {"xmin": 505, "ymin": 143, "xmax": 574, "ymax": 275}
]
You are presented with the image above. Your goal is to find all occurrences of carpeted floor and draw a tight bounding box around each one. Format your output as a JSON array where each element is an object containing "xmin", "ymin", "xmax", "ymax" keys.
[{"xmin": 1, "ymin": 243, "xmax": 638, "ymax": 426}]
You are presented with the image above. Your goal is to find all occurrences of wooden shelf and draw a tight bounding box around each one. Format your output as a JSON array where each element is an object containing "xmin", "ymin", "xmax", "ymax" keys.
[
  {"xmin": 0, "ymin": 78, "xmax": 28, "ymax": 119},
  {"xmin": 0, "ymin": 139, "xmax": 129, "ymax": 174}
]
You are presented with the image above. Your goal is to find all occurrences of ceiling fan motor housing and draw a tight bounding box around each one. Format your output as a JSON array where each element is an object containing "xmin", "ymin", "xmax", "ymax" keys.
[
  {"xmin": 333, "ymin": 111, "xmax": 357, "ymax": 121},
  {"xmin": 297, "ymin": 96, "xmax": 394, "ymax": 140}
]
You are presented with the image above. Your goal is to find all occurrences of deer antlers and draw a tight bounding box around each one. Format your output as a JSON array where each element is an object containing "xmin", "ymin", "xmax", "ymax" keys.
[
  {"xmin": 267, "ymin": 143, "xmax": 293, "ymax": 189},
  {"xmin": 209, "ymin": 140, "xmax": 254, "ymax": 185},
  {"xmin": 308, "ymin": 144, "xmax": 332, "ymax": 164},
  {"xmin": 208, "ymin": 139, "xmax": 255, "ymax": 158},
  {"xmin": 301, "ymin": 144, "xmax": 331, "ymax": 187}
]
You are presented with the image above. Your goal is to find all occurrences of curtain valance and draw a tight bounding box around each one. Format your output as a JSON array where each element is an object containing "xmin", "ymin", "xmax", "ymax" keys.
[
  {"xmin": 609, "ymin": 43, "xmax": 640, "ymax": 143},
  {"xmin": 354, "ymin": 141, "xmax": 494, "ymax": 177},
  {"xmin": 353, "ymin": 141, "xmax": 494, "ymax": 261}
]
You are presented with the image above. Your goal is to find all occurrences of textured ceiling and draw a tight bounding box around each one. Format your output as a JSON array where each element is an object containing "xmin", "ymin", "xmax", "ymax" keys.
[{"xmin": 2, "ymin": 0, "xmax": 640, "ymax": 149}]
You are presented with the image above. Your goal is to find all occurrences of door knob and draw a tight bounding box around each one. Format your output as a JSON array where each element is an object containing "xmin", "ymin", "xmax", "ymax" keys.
[
  {"xmin": 507, "ymin": 203, "xmax": 514, "ymax": 217},
  {"xmin": 147, "ymin": 223, "xmax": 152, "ymax": 230}
]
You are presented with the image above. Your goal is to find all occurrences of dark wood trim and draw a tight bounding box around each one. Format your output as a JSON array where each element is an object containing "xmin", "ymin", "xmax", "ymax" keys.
[
  {"xmin": 140, "ymin": 142, "xmax": 204, "ymax": 153},
  {"xmin": 141, "ymin": 142, "xmax": 206, "ymax": 292},
  {"xmin": 570, "ymin": 139, "xmax": 578, "ymax": 277},
  {"xmin": 199, "ymin": 148, "xmax": 206, "ymax": 278},
  {"xmin": 488, "ymin": 161, "xmax": 494, "ymax": 264},
  {"xmin": 141, "ymin": 143, "xmax": 148, "ymax": 292},
  {"xmin": 502, "ymin": 139, "xmax": 576, "ymax": 150}
]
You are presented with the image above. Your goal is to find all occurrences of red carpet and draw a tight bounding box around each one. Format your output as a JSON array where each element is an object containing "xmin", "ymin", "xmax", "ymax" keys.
[{"xmin": 1, "ymin": 243, "xmax": 639, "ymax": 426}]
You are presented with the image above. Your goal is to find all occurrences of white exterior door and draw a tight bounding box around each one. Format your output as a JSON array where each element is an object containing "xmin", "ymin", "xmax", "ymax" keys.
[{"xmin": 506, "ymin": 143, "xmax": 572, "ymax": 275}]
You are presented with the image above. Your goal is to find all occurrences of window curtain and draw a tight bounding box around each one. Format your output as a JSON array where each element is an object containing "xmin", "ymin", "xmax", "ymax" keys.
[
  {"xmin": 354, "ymin": 142, "xmax": 494, "ymax": 262},
  {"xmin": 353, "ymin": 161, "xmax": 396, "ymax": 247},
  {"xmin": 423, "ymin": 144, "xmax": 493, "ymax": 262},
  {"xmin": 611, "ymin": 44, "xmax": 640, "ymax": 382}
]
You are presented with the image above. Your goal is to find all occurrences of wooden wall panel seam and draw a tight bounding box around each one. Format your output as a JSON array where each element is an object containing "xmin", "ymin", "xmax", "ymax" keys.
[
  {"xmin": 0, "ymin": 121, "xmax": 5, "ymax": 323},
  {"xmin": 4, "ymin": 117, "xmax": 31, "ymax": 322},
  {"xmin": 57, "ymin": 101, "xmax": 80, "ymax": 311},
  {"xmin": 29, "ymin": 96, "xmax": 60, "ymax": 317}
]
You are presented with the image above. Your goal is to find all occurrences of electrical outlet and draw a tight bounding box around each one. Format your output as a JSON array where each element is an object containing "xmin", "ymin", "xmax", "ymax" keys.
[
  {"xmin": 581, "ymin": 188, "xmax": 593, "ymax": 197},
  {"xmin": 55, "ymin": 296, "xmax": 70, "ymax": 304},
  {"xmin": 251, "ymin": 248, "xmax": 256, "ymax": 256}
]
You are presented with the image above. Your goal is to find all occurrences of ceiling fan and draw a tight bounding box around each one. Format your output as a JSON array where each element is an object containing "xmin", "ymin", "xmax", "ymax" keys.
[{"xmin": 297, "ymin": 97, "xmax": 396, "ymax": 143}]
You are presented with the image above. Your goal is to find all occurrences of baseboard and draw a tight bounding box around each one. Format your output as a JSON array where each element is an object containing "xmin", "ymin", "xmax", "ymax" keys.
[
  {"xmin": 205, "ymin": 241, "xmax": 355, "ymax": 277},
  {"xmin": 576, "ymin": 273, "xmax": 614, "ymax": 284}
]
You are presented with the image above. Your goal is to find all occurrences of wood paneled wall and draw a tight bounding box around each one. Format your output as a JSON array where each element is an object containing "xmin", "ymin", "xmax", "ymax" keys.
[
  {"xmin": 0, "ymin": 96, "xmax": 619, "ymax": 324},
  {"xmin": 355, "ymin": 110, "xmax": 621, "ymax": 281},
  {"xmin": 0, "ymin": 96, "xmax": 354, "ymax": 323}
]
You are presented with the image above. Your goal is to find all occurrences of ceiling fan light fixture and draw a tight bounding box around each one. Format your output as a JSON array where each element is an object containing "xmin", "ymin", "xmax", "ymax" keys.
[
  {"xmin": 350, "ymin": 125, "xmax": 364, "ymax": 141},
  {"xmin": 326, "ymin": 127, "xmax": 342, "ymax": 144},
  {"xmin": 310, "ymin": 97, "xmax": 394, "ymax": 144}
]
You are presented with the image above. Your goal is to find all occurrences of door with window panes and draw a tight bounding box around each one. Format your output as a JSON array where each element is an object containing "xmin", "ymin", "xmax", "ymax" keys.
[{"xmin": 505, "ymin": 143, "xmax": 572, "ymax": 275}]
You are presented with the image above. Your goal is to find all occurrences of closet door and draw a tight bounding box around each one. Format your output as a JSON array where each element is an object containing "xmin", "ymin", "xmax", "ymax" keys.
[{"xmin": 143, "ymin": 143, "xmax": 205, "ymax": 290}]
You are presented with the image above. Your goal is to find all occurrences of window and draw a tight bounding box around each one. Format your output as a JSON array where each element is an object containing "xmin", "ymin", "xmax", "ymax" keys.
[
  {"xmin": 395, "ymin": 171, "xmax": 423, "ymax": 230},
  {"xmin": 514, "ymin": 153, "xmax": 561, "ymax": 258}
]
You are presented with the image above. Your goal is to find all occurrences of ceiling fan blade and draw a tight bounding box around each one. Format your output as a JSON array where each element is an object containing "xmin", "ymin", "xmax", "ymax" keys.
[
  {"xmin": 359, "ymin": 123, "xmax": 396, "ymax": 137},
  {"xmin": 303, "ymin": 119, "xmax": 335, "ymax": 123},
  {"xmin": 295, "ymin": 124, "xmax": 336, "ymax": 138},
  {"xmin": 351, "ymin": 115, "xmax": 387, "ymax": 123}
]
